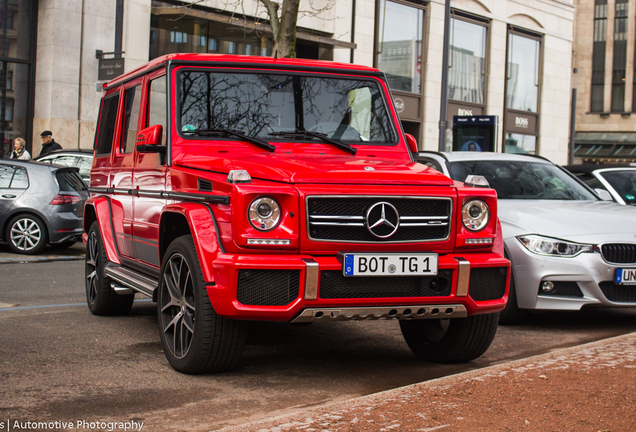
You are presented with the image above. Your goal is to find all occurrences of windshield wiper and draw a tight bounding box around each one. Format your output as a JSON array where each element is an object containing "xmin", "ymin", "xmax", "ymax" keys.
[
  {"xmin": 268, "ymin": 130, "xmax": 357, "ymax": 155},
  {"xmin": 185, "ymin": 128, "xmax": 275, "ymax": 152}
]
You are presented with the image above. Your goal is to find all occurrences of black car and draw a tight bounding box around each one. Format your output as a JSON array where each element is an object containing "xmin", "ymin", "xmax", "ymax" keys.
[
  {"xmin": 35, "ymin": 149, "xmax": 93, "ymax": 185},
  {"xmin": 0, "ymin": 160, "xmax": 88, "ymax": 254}
]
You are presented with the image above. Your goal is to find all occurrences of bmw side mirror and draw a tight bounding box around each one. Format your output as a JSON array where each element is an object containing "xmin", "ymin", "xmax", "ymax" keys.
[{"xmin": 595, "ymin": 188, "xmax": 613, "ymax": 201}]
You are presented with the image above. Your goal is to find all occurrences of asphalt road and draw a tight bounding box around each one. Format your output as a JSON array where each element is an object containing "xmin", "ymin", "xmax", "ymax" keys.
[{"xmin": 2, "ymin": 256, "xmax": 636, "ymax": 431}]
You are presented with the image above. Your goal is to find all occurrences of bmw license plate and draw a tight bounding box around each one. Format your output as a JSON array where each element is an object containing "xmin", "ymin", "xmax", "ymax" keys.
[
  {"xmin": 342, "ymin": 253, "xmax": 438, "ymax": 277},
  {"xmin": 616, "ymin": 268, "xmax": 636, "ymax": 285}
]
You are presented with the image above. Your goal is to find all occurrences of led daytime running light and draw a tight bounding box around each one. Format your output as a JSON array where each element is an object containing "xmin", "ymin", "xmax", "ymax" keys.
[
  {"xmin": 517, "ymin": 235, "xmax": 594, "ymax": 257},
  {"xmin": 247, "ymin": 239, "xmax": 291, "ymax": 245},
  {"xmin": 465, "ymin": 238, "xmax": 494, "ymax": 244}
]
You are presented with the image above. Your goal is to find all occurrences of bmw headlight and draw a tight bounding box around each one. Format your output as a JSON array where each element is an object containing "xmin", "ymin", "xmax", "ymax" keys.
[
  {"xmin": 249, "ymin": 197, "xmax": 281, "ymax": 231},
  {"xmin": 461, "ymin": 200, "xmax": 490, "ymax": 231},
  {"xmin": 517, "ymin": 235, "xmax": 594, "ymax": 257}
]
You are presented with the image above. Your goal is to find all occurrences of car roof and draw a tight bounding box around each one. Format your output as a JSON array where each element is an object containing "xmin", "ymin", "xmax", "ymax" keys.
[
  {"xmin": 36, "ymin": 149, "xmax": 93, "ymax": 158},
  {"xmin": 563, "ymin": 164, "xmax": 636, "ymax": 174},
  {"xmin": 104, "ymin": 54, "xmax": 384, "ymax": 91},
  {"xmin": 417, "ymin": 151, "xmax": 553, "ymax": 164}
]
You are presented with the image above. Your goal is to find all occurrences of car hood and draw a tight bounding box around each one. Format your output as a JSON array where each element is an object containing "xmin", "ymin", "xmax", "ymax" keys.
[
  {"xmin": 499, "ymin": 200, "xmax": 636, "ymax": 243},
  {"xmin": 174, "ymin": 153, "xmax": 455, "ymax": 186}
]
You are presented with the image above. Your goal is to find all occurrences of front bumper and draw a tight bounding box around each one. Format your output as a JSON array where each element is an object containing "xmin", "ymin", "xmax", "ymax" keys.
[
  {"xmin": 507, "ymin": 239, "xmax": 636, "ymax": 310},
  {"xmin": 207, "ymin": 252, "xmax": 510, "ymax": 321}
]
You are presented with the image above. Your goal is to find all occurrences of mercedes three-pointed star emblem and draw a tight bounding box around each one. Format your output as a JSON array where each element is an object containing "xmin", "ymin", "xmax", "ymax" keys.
[{"xmin": 365, "ymin": 202, "xmax": 400, "ymax": 239}]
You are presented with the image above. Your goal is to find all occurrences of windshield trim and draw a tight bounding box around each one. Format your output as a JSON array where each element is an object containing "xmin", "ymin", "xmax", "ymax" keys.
[{"xmin": 174, "ymin": 67, "xmax": 399, "ymax": 147}]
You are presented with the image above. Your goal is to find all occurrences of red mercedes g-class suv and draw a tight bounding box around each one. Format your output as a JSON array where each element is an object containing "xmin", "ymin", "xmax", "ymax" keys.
[{"xmin": 84, "ymin": 54, "xmax": 509, "ymax": 374}]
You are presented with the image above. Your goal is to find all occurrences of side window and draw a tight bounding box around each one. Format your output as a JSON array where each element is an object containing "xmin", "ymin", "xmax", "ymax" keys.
[
  {"xmin": 78, "ymin": 157, "xmax": 92, "ymax": 179},
  {"xmin": 95, "ymin": 93, "xmax": 120, "ymax": 155},
  {"xmin": 52, "ymin": 156, "xmax": 78, "ymax": 167},
  {"xmin": 576, "ymin": 173, "xmax": 605, "ymax": 190},
  {"xmin": 10, "ymin": 167, "xmax": 28, "ymax": 189},
  {"xmin": 0, "ymin": 164, "xmax": 14, "ymax": 187},
  {"xmin": 148, "ymin": 76, "xmax": 167, "ymax": 146},
  {"xmin": 418, "ymin": 158, "xmax": 443, "ymax": 172},
  {"xmin": 122, "ymin": 84, "xmax": 142, "ymax": 153}
]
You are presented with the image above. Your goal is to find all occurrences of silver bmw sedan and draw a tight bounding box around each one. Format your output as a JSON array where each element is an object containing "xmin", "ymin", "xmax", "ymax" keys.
[{"xmin": 417, "ymin": 151, "xmax": 636, "ymax": 324}]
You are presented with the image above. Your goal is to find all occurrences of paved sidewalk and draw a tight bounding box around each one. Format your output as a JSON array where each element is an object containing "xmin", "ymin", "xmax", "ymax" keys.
[
  {"xmin": 221, "ymin": 332, "xmax": 636, "ymax": 432},
  {"xmin": 0, "ymin": 241, "xmax": 84, "ymax": 263}
]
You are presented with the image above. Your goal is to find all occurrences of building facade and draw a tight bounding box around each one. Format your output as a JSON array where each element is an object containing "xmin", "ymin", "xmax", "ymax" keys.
[
  {"xmin": 6, "ymin": 0, "xmax": 574, "ymax": 163},
  {"xmin": 572, "ymin": 0, "xmax": 636, "ymax": 164}
]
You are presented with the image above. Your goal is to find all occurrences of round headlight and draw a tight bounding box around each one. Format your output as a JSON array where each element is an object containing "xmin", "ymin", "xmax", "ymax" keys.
[
  {"xmin": 461, "ymin": 199, "xmax": 490, "ymax": 231},
  {"xmin": 249, "ymin": 197, "xmax": 281, "ymax": 231}
]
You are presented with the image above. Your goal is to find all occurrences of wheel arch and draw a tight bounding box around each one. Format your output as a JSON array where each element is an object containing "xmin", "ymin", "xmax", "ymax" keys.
[
  {"xmin": 84, "ymin": 196, "xmax": 120, "ymax": 264},
  {"xmin": 160, "ymin": 203, "xmax": 223, "ymax": 283}
]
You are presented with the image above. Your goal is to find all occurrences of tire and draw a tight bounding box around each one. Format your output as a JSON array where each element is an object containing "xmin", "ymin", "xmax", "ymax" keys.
[
  {"xmin": 51, "ymin": 240, "xmax": 78, "ymax": 249},
  {"xmin": 498, "ymin": 267, "xmax": 529, "ymax": 325},
  {"xmin": 157, "ymin": 235, "xmax": 248, "ymax": 374},
  {"xmin": 399, "ymin": 312, "xmax": 500, "ymax": 363},
  {"xmin": 6, "ymin": 214, "xmax": 48, "ymax": 254},
  {"xmin": 85, "ymin": 221, "xmax": 134, "ymax": 316}
]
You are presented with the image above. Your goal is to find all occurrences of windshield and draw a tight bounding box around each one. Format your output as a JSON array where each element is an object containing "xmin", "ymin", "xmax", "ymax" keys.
[
  {"xmin": 598, "ymin": 170, "xmax": 636, "ymax": 205},
  {"xmin": 178, "ymin": 71, "xmax": 396, "ymax": 144},
  {"xmin": 447, "ymin": 160, "xmax": 598, "ymax": 200}
]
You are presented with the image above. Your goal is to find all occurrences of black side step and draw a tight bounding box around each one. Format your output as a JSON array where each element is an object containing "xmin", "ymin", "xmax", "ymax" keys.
[{"xmin": 105, "ymin": 263, "xmax": 158, "ymax": 298}]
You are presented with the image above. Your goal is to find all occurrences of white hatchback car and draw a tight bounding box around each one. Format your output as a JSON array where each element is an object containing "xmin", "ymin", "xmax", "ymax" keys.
[{"xmin": 417, "ymin": 151, "xmax": 636, "ymax": 323}]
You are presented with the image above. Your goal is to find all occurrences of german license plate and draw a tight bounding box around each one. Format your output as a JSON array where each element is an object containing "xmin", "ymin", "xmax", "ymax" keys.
[
  {"xmin": 616, "ymin": 268, "xmax": 636, "ymax": 285},
  {"xmin": 342, "ymin": 253, "xmax": 438, "ymax": 277}
]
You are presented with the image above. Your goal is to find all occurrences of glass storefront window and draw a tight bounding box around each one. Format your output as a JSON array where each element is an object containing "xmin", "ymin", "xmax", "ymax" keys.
[
  {"xmin": 448, "ymin": 18, "xmax": 486, "ymax": 104},
  {"xmin": 504, "ymin": 133, "xmax": 536, "ymax": 154},
  {"xmin": 377, "ymin": 0, "xmax": 423, "ymax": 94},
  {"xmin": 506, "ymin": 34, "xmax": 540, "ymax": 112},
  {"xmin": 0, "ymin": 62, "xmax": 30, "ymax": 156},
  {"xmin": 0, "ymin": 0, "xmax": 33, "ymax": 60},
  {"xmin": 150, "ymin": 1, "xmax": 272, "ymax": 60}
]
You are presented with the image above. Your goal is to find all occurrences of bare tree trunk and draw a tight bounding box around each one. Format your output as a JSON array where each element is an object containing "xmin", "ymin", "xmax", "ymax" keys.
[{"xmin": 260, "ymin": 0, "xmax": 300, "ymax": 58}]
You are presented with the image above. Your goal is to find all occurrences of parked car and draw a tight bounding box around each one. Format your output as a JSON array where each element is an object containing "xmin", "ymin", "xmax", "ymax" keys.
[
  {"xmin": 563, "ymin": 165, "xmax": 636, "ymax": 206},
  {"xmin": 417, "ymin": 151, "xmax": 636, "ymax": 324},
  {"xmin": 36, "ymin": 149, "xmax": 93, "ymax": 185},
  {"xmin": 0, "ymin": 160, "xmax": 88, "ymax": 254},
  {"xmin": 84, "ymin": 54, "xmax": 510, "ymax": 374}
]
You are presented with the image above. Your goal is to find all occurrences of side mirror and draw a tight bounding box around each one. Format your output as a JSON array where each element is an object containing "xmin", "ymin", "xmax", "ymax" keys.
[
  {"xmin": 136, "ymin": 125, "xmax": 166, "ymax": 153},
  {"xmin": 405, "ymin": 133, "xmax": 418, "ymax": 154},
  {"xmin": 595, "ymin": 188, "xmax": 613, "ymax": 201}
]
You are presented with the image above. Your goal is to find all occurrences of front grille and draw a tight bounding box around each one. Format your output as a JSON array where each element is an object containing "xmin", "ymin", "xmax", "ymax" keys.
[
  {"xmin": 307, "ymin": 196, "xmax": 451, "ymax": 243},
  {"xmin": 319, "ymin": 270, "xmax": 453, "ymax": 299},
  {"xmin": 600, "ymin": 281, "xmax": 636, "ymax": 303},
  {"xmin": 237, "ymin": 270, "xmax": 300, "ymax": 306},
  {"xmin": 601, "ymin": 244, "xmax": 636, "ymax": 264},
  {"xmin": 469, "ymin": 267, "xmax": 508, "ymax": 301}
]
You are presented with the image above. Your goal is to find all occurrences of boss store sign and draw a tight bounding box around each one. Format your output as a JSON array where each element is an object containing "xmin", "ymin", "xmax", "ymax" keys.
[{"xmin": 505, "ymin": 112, "xmax": 538, "ymax": 135}]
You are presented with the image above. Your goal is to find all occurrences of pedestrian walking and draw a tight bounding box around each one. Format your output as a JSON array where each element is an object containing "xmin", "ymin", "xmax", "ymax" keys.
[
  {"xmin": 38, "ymin": 130, "xmax": 62, "ymax": 157},
  {"xmin": 10, "ymin": 137, "xmax": 31, "ymax": 160}
]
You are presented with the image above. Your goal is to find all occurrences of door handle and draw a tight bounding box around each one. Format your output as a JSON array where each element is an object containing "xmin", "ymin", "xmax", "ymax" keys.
[{"xmin": 2, "ymin": 194, "xmax": 16, "ymax": 199}]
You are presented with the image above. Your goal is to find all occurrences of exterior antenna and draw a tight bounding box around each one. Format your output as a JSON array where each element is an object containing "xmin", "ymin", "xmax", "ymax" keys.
[{"xmin": 274, "ymin": 49, "xmax": 278, "ymax": 59}]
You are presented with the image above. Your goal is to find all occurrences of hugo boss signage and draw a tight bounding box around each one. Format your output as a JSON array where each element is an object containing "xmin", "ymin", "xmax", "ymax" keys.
[{"xmin": 505, "ymin": 112, "xmax": 538, "ymax": 135}]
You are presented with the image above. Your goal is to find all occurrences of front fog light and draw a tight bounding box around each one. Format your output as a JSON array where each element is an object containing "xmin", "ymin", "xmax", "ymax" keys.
[
  {"xmin": 249, "ymin": 197, "xmax": 281, "ymax": 231},
  {"xmin": 461, "ymin": 200, "xmax": 490, "ymax": 231},
  {"xmin": 541, "ymin": 281, "xmax": 555, "ymax": 293}
]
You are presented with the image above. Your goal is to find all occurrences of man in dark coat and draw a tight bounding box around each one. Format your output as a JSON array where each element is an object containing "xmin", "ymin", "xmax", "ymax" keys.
[{"xmin": 38, "ymin": 130, "xmax": 62, "ymax": 157}]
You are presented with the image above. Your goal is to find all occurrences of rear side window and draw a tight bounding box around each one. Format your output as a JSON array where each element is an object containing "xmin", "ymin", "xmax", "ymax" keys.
[
  {"xmin": 0, "ymin": 164, "xmax": 13, "ymax": 187},
  {"xmin": 56, "ymin": 170, "xmax": 86, "ymax": 192},
  {"xmin": 123, "ymin": 85, "xmax": 142, "ymax": 153},
  {"xmin": 95, "ymin": 94, "xmax": 120, "ymax": 155},
  {"xmin": 0, "ymin": 165, "xmax": 28, "ymax": 189},
  {"xmin": 11, "ymin": 167, "xmax": 28, "ymax": 189}
]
